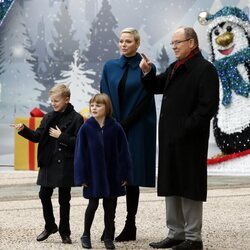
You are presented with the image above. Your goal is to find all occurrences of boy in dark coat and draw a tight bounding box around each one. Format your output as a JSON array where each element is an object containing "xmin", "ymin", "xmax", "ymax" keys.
[
  {"xmin": 74, "ymin": 93, "xmax": 132, "ymax": 249},
  {"xmin": 13, "ymin": 83, "xmax": 83, "ymax": 244}
]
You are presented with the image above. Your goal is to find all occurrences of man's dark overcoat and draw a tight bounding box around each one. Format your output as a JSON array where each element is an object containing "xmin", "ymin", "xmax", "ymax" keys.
[
  {"xmin": 142, "ymin": 52, "xmax": 219, "ymax": 201},
  {"xmin": 18, "ymin": 104, "xmax": 83, "ymax": 187},
  {"xmin": 74, "ymin": 117, "xmax": 132, "ymax": 199}
]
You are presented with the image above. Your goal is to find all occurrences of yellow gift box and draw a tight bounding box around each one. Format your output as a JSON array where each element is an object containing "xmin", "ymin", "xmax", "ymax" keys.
[
  {"xmin": 80, "ymin": 107, "xmax": 90, "ymax": 121},
  {"xmin": 14, "ymin": 117, "xmax": 42, "ymax": 171}
]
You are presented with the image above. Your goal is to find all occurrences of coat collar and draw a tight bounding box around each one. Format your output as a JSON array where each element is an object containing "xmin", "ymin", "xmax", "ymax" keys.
[
  {"xmin": 171, "ymin": 51, "xmax": 203, "ymax": 72},
  {"xmin": 119, "ymin": 53, "xmax": 142, "ymax": 69},
  {"xmin": 86, "ymin": 116, "xmax": 115, "ymax": 129},
  {"xmin": 46, "ymin": 104, "xmax": 75, "ymax": 129},
  {"xmin": 165, "ymin": 51, "xmax": 204, "ymax": 90},
  {"xmin": 184, "ymin": 51, "xmax": 203, "ymax": 71}
]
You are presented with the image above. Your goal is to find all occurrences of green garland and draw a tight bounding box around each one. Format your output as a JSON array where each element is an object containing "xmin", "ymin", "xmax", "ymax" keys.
[{"xmin": 0, "ymin": 0, "xmax": 14, "ymax": 24}]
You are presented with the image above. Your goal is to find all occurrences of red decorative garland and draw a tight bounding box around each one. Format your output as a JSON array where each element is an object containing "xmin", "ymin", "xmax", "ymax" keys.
[{"xmin": 207, "ymin": 149, "xmax": 250, "ymax": 165}]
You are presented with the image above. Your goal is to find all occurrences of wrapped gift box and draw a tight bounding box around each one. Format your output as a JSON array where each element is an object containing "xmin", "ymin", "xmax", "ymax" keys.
[
  {"xmin": 80, "ymin": 107, "xmax": 90, "ymax": 121},
  {"xmin": 14, "ymin": 117, "xmax": 42, "ymax": 171}
]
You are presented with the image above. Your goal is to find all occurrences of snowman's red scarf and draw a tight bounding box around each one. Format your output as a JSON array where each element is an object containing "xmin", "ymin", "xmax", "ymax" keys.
[{"xmin": 213, "ymin": 47, "xmax": 250, "ymax": 106}]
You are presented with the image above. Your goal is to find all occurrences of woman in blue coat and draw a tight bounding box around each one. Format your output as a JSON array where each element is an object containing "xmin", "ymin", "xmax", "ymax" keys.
[
  {"xmin": 100, "ymin": 27, "xmax": 157, "ymax": 241},
  {"xmin": 74, "ymin": 93, "xmax": 132, "ymax": 249}
]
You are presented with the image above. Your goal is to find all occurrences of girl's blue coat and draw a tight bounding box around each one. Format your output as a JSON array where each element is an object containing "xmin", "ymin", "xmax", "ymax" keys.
[
  {"xmin": 74, "ymin": 117, "xmax": 132, "ymax": 199},
  {"xmin": 100, "ymin": 53, "xmax": 157, "ymax": 187}
]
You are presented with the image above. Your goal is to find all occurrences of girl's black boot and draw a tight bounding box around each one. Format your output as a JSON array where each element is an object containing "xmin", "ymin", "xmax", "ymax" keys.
[{"xmin": 115, "ymin": 222, "xmax": 136, "ymax": 242}]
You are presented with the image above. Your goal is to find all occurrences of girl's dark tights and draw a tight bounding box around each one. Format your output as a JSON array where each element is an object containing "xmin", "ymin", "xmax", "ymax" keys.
[{"xmin": 83, "ymin": 197, "xmax": 117, "ymax": 239}]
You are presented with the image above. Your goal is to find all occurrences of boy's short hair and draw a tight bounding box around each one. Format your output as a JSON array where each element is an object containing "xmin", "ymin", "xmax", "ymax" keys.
[
  {"xmin": 89, "ymin": 93, "xmax": 113, "ymax": 117},
  {"xmin": 49, "ymin": 83, "xmax": 71, "ymax": 98},
  {"xmin": 121, "ymin": 27, "xmax": 140, "ymax": 44}
]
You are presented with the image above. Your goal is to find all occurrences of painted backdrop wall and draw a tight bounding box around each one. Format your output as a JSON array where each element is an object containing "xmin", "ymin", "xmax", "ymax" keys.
[{"xmin": 0, "ymin": 0, "xmax": 249, "ymax": 165}]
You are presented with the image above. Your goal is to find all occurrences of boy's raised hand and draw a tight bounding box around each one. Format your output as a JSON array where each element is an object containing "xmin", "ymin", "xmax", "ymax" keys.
[{"xmin": 10, "ymin": 123, "xmax": 24, "ymax": 132}]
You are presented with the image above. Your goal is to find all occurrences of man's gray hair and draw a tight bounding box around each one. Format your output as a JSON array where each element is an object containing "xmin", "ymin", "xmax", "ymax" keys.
[{"xmin": 183, "ymin": 27, "xmax": 199, "ymax": 47}]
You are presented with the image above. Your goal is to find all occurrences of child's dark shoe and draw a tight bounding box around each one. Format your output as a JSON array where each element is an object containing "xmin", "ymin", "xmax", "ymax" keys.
[
  {"xmin": 81, "ymin": 235, "xmax": 92, "ymax": 249},
  {"xmin": 104, "ymin": 239, "xmax": 115, "ymax": 249}
]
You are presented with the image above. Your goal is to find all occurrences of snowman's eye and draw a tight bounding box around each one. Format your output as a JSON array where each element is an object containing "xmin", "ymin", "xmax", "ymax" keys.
[
  {"xmin": 226, "ymin": 26, "xmax": 232, "ymax": 32},
  {"xmin": 214, "ymin": 30, "xmax": 219, "ymax": 36}
]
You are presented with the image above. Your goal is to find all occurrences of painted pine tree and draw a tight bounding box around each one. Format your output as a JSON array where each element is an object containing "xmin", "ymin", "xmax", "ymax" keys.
[
  {"xmin": 39, "ymin": 1, "xmax": 79, "ymax": 107},
  {"xmin": 25, "ymin": 16, "xmax": 55, "ymax": 112},
  {"xmin": 139, "ymin": 24, "xmax": 154, "ymax": 61},
  {"xmin": 83, "ymin": 0, "xmax": 119, "ymax": 90},
  {"xmin": 22, "ymin": 22, "xmax": 44, "ymax": 102},
  {"xmin": 56, "ymin": 50, "xmax": 97, "ymax": 111},
  {"xmin": 0, "ymin": 28, "xmax": 5, "ymax": 76},
  {"xmin": 0, "ymin": 1, "xmax": 44, "ymax": 116},
  {"xmin": 156, "ymin": 45, "xmax": 169, "ymax": 73}
]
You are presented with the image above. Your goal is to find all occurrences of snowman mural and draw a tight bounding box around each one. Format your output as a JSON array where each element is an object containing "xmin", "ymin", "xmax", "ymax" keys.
[{"xmin": 198, "ymin": 6, "xmax": 250, "ymax": 155}]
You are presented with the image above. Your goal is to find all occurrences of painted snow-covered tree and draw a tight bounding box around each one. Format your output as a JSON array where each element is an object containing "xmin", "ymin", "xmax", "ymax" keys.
[
  {"xmin": 0, "ymin": 26, "xmax": 5, "ymax": 105},
  {"xmin": 22, "ymin": 22, "xmax": 44, "ymax": 102},
  {"xmin": 139, "ymin": 24, "xmax": 154, "ymax": 60},
  {"xmin": 83, "ymin": 0, "xmax": 119, "ymax": 90},
  {"xmin": 156, "ymin": 45, "xmax": 169, "ymax": 73},
  {"xmin": 0, "ymin": 0, "xmax": 44, "ymax": 116},
  {"xmin": 39, "ymin": 1, "xmax": 79, "ymax": 106},
  {"xmin": 56, "ymin": 50, "xmax": 97, "ymax": 111},
  {"xmin": 0, "ymin": 27, "xmax": 5, "ymax": 76},
  {"xmin": 25, "ymin": 16, "xmax": 55, "ymax": 112}
]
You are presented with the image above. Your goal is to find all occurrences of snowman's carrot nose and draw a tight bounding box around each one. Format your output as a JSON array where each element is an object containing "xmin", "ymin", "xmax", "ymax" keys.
[{"xmin": 215, "ymin": 31, "xmax": 234, "ymax": 47}]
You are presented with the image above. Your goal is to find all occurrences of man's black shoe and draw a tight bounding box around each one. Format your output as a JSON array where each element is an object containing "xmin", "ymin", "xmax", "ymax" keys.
[
  {"xmin": 36, "ymin": 227, "xmax": 58, "ymax": 241},
  {"xmin": 149, "ymin": 237, "xmax": 184, "ymax": 248},
  {"xmin": 61, "ymin": 235, "xmax": 72, "ymax": 244},
  {"xmin": 172, "ymin": 240, "xmax": 203, "ymax": 249},
  {"xmin": 81, "ymin": 235, "xmax": 92, "ymax": 249}
]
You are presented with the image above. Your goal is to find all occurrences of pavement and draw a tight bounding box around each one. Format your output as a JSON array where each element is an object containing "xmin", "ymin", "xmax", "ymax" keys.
[{"xmin": 1, "ymin": 168, "xmax": 250, "ymax": 250}]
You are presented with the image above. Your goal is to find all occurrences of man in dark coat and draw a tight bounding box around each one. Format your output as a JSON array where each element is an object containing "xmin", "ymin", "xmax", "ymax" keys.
[
  {"xmin": 13, "ymin": 83, "xmax": 83, "ymax": 244},
  {"xmin": 140, "ymin": 27, "xmax": 219, "ymax": 250}
]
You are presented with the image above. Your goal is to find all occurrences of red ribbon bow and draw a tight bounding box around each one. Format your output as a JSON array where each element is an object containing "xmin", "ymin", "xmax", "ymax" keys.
[{"xmin": 30, "ymin": 107, "xmax": 44, "ymax": 117}]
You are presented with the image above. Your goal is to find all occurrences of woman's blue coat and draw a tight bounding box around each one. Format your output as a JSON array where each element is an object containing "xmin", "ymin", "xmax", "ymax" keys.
[
  {"xmin": 74, "ymin": 117, "xmax": 132, "ymax": 199},
  {"xmin": 100, "ymin": 53, "xmax": 157, "ymax": 187}
]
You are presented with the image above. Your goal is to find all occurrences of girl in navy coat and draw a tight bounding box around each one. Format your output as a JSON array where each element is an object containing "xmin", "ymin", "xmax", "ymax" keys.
[{"xmin": 74, "ymin": 93, "xmax": 132, "ymax": 249}]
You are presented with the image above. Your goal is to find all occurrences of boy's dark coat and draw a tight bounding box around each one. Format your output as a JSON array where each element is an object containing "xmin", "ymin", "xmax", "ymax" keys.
[{"xmin": 19, "ymin": 105, "xmax": 83, "ymax": 187}]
